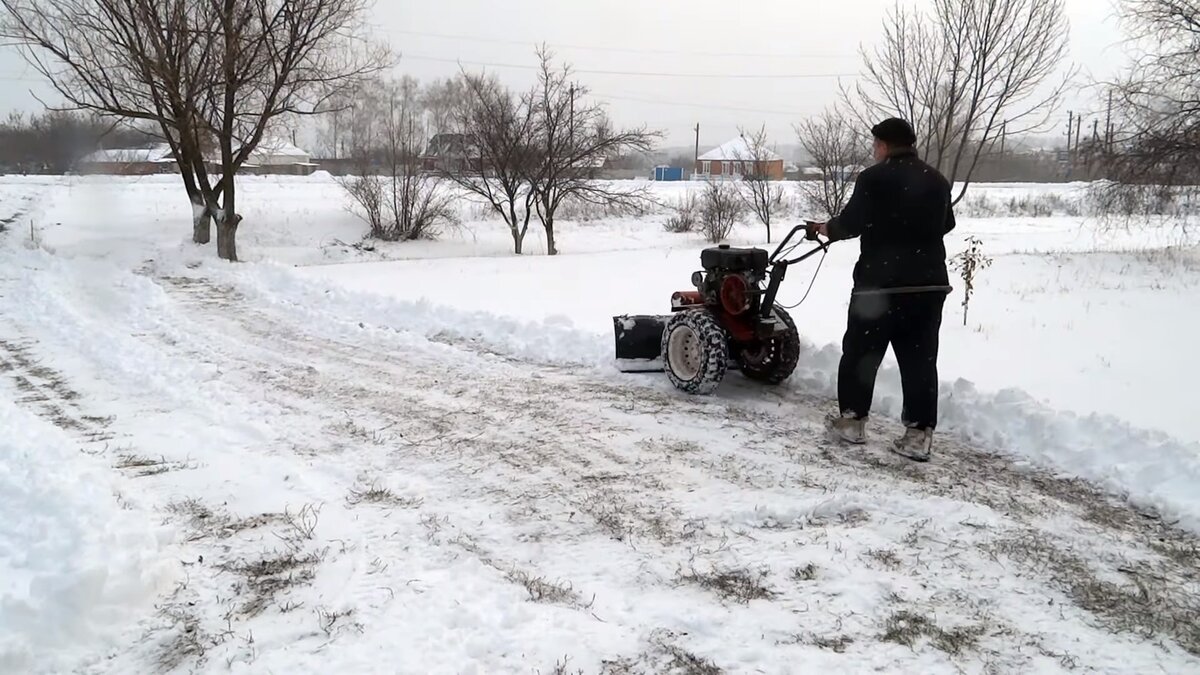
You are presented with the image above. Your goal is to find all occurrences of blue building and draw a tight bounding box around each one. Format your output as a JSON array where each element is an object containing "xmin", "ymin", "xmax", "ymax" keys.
[{"xmin": 654, "ymin": 165, "xmax": 684, "ymax": 181}]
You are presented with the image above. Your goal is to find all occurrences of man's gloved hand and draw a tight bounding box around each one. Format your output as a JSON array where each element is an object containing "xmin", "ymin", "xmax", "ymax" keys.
[{"xmin": 805, "ymin": 220, "xmax": 829, "ymax": 240}]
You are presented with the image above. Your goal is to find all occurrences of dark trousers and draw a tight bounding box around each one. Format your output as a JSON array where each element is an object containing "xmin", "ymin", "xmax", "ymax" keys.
[{"xmin": 838, "ymin": 292, "xmax": 946, "ymax": 430}]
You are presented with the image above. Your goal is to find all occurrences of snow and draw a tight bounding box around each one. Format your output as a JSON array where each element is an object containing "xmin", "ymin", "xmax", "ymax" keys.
[
  {"xmin": 242, "ymin": 138, "xmax": 312, "ymax": 165},
  {"xmin": 77, "ymin": 144, "xmax": 175, "ymax": 165},
  {"xmin": 697, "ymin": 135, "xmax": 783, "ymax": 161},
  {"xmin": 2, "ymin": 174, "xmax": 1199, "ymax": 673},
  {"xmin": 0, "ymin": 374, "xmax": 175, "ymax": 673}
]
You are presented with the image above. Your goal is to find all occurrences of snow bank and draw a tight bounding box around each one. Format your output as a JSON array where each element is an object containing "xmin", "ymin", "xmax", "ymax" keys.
[
  {"xmin": 0, "ymin": 392, "xmax": 175, "ymax": 673},
  {"xmin": 209, "ymin": 260, "xmax": 614, "ymax": 367},
  {"xmin": 202, "ymin": 259, "xmax": 1200, "ymax": 532},
  {"xmin": 791, "ymin": 341, "xmax": 1200, "ymax": 531}
]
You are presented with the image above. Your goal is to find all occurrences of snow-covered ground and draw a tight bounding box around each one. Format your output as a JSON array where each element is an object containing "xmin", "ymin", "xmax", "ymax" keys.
[{"xmin": 2, "ymin": 174, "xmax": 1199, "ymax": 673}]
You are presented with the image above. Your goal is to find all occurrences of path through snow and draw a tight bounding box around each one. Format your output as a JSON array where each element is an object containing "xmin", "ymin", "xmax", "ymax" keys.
[{"xmin": 1, "ymin": 237, "xmax": 1198, "ymax": 673}]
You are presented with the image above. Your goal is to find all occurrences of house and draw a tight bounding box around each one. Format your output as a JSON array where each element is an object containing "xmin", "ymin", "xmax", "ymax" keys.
[
  {"xmin": 75, "ymin": 144, "xmax": 176, "ymax": 175},
  {"xmin": 241, "ymin": 138, "xmax": 319, "ymax": 175},
  {"xmin": 421, "ymin": 133, "xmax": 483, "ymax": 174},
  {"xmin": 693, "ymin": 135, "xmax": 785, "ymax": 181}
]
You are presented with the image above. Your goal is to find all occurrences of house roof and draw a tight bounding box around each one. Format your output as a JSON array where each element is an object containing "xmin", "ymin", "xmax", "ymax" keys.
[
  {"xmin": 698, "ymin": 135, "xmax": 783, "ymax": 162},
  {"xmin": 80, "ymin": 144, "xmax": 174, "ymax": 164},
  {"xmin": 423, "ymin": 133, "xmax": 472, "ymax": 157},
  {"xmin": 249, "ymin": 138, "xmax": 310, "ymax": 159}
]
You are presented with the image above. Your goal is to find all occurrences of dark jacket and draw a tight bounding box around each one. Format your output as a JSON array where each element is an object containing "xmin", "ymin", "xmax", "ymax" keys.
[{"xmin": 827, "ymin": 148, "xmax": 956, "ymax": 293}]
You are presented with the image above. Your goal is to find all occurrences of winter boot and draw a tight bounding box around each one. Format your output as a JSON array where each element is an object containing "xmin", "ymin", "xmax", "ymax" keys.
[
  {"xmin": 825, "ymin": 413, "xmax": 867, "ymax": 445},
  {"xmin": 891, "ymin": 428, "xmax": 933, "ymax": 462}
]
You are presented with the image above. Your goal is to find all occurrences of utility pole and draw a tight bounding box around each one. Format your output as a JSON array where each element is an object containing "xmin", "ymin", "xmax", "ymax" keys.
[
  {"xmin": 569, "ymin": 85, "xmax": 575, "ymax": 146},
  {"xmin": 1066, "ymin": 110, "xmax": 1074, "ymax": 155},
  {"xmin": 1092, "ymin": 119, "xmax": 1100, "ymax": 143},
  {"xmin": 1075, "ymin": 118, "xmax": 1082, "ymax": 158},
  {"xmin": 1105, "ymin": 90, "xmax": 1114, "ymax": 153},
  {"xmin": 694, "ymin": 123, "xmax": 700, "ymax": 172}
]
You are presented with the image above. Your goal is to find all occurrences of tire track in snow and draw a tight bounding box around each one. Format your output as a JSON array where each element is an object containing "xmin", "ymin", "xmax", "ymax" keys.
[
  {"xmin": 135, "ymin": 267, "xmax": 1200, "ymax": 671},
  {"xmin": 0, "ymin": 338, "xmax": 115, "ymax": 446},
  {"xmin": 0, "ymin": 192, "xmax": 118, "ymax": 449}
]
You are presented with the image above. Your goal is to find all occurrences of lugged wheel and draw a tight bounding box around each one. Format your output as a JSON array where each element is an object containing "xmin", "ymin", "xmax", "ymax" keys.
[
  {"xmin": 738, "ymin": 305, "xmax": 800, "ymax": 385},
  {"xmin": 662, "ymin": 309, "xmax": 729, "ymax": 395}
]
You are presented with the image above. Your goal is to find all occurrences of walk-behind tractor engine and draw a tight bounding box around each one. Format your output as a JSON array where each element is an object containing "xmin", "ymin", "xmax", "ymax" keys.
[{"xmin": 614, "ymin": 223, "xmax": 829, "ymax": 395}]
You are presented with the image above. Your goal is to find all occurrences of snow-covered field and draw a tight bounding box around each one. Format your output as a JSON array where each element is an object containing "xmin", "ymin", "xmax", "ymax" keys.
[{"xmin": 2, "ymin": 174, "xmax": 1199, "ymax": 673}]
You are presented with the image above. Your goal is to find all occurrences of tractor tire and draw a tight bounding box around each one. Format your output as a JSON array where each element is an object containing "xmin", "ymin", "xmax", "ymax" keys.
[
  {"xmin": 662, "ymin": 309, "xmax": 729, "ymax": 395},
  {"xmin": 739, "ymin": 305, "xmax": 801, "ymax": 385}
]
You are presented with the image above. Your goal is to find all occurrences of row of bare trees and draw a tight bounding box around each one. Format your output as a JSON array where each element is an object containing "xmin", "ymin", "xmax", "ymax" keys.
[
  {"xmin": 845, "ymin": 0, "xmax": 1073, "ymax": 206},
  {"xmin": 1, "ymin": 0, "xmax": 384, "ymax": 261},
  {"xmin": 722, "ymin": 0, "xmax": 1079, "ymax": 230},
  {"xmin": 0, "ymin": 110, "xmax": 156, "ymax": 173},
  {"xmin": 5, "ymin": 0, "xmax": 1184, "ymax": 260},
  {"xmin": 449, "ymin": 48, "xmax": 660, "ymax": 255},
  {"xmin": 1094, "ymin": 0, "xmax": 1200, "ymax": 220},
  {"xmin": 332, "ymin": 48, "xmax": 660, "ymax": 255}
]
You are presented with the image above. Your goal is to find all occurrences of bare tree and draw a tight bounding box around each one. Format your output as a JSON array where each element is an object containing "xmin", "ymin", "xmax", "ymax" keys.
[
  {"xmin": 193, "ymin": 0, "xmax": 385, "ymax": 261},
  {"xmin": 339, "ymin": 77, "xmax": 456, "ymax": 241},
  {"xmin": 316, "ymin": 91, "xmax": 354, "ymax": 160},
  {"xmin": 699, "ymin": 179, "xmax": 746, "ymax": 243},
  {"xmin": 443, "ymin": 72, "xmax": 540, "ymax": 255},
  {"xmin": 844, "ymin": 0, "xmax": 1073, "ymax": 204},
  {"xmin": 1094, "ymin": 0, "xmax": 1200, "ymax": 228},
  {"xmin": 1, "ymin": 0, "xmax": 225, "ymax": 242},
  {"xmin": 422, "ymin": 76, "xmax": 468, "ymax": 139},
  {"xmin": 795, "ymin": 109, "xmax": 868, "ymax": 219},
  {"xmin": 731, "ymin": 125, "xmax": 784, "ymax": 243},
  {"xmin": 1, "ymin": 0, "xmax": 384, "ymax": 260},
  {"xmin": 525, "ymin": 47, "xmax": 660, "ymax": 255}
]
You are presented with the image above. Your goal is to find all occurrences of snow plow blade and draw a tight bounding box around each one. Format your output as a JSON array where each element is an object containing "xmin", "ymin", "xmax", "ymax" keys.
[{"xmin": 613, "ymin": 315, "xmax": 669, "ymax": 372}]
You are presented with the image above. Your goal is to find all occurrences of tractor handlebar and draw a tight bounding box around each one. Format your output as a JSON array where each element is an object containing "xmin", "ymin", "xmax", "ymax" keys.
[
  {"xmin": 760, "ymin": 222, "xmax": 831, "ymax": 317},
  {"xmin": 770, "ymin": 221, "xmax": 829, "ymax": 266}
]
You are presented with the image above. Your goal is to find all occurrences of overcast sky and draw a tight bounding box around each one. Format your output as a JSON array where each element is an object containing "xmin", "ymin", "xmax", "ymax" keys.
[{"xmin": 0, "ymin": 0, "xmax": 1128, "ymax": 148}]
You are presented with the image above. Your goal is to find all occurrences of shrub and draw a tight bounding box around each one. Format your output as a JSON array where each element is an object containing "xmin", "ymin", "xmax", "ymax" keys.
[
  {"xmin": 663, "ymin": 191, "xmax": 699, "ymax": 233},
  {"xmin": 700, "ymin": 180, "xmax": 746, "ymax": 243}
]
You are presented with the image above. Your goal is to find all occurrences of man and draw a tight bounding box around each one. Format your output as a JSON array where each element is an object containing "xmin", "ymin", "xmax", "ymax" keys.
[{"xmin": 814, "ymin": 117, "xmax": 955, "ymax": 462}]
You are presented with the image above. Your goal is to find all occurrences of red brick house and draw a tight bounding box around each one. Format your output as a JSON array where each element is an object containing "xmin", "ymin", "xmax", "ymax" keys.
[{"xmin": 693, "ymin": 135, "xmax": 785, "ymax": 181}]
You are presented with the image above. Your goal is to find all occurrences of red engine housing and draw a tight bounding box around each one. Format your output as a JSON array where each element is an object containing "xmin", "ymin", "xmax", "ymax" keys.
[{"xmin": 719, "ymin": 274, "xmax": 751, "ymax": 315}]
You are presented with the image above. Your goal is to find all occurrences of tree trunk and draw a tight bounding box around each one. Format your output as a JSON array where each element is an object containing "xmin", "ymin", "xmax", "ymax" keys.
[
  {"xmin": 512, "ymin": 227, "xmax": 524, "ymax": 255},
  {"xmin": 216, "ymin": 183, "xmax": 239, "ymax": 262},
  {"xmin": 545, "ymin": 220, "xmax": 557, "ymax": 256},
  {"xmin": 192, "ymin": 199, "xmax": 212, "ymax": 244},
  {"xmin": 216, "ymin": 214, "xmax": 239, "ymax": 261}
]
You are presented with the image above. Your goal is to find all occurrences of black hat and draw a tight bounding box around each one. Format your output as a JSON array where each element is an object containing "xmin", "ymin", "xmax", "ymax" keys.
[{"xmin": 871, "ymin": 118, "xmax": 917, "ymax": 148}]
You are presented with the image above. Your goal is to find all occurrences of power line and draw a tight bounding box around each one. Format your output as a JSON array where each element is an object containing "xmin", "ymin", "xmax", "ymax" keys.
[
  {"xmin": 391, "ymin": 29, "xmax": 853, "ymax": 61},
  {"xmin": 592, "ymin": 92, "xmax": 811, "ymax": 117},
  {"xmin": 401, "ymin": 53, "xmax": 858, "ymax": 80}
]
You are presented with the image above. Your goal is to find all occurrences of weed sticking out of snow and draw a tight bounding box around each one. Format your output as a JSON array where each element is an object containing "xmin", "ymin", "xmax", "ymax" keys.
[
  {"xmin": 677, "ymin": 564, "xmax": 777, "ymax": 604},
  {"xmin": 986, "ymin": 531, "xmax": 1200, "ymax": 656},
  {"xmin": 345, "ymin": 481, "xmax": 423, "ymax": 509},
  {"xmin": 115, "ymin": 452, "xmax": 195, "ymax": 477},
  {"xmin": 315, "ymin": 606, "xmax": 362, "ymax": 637},
  {"xmin": 154, "ymin": 605, "xmax": 227, "ymax": 672},
  {"xmin": 880, "ymin": 609, "xmax": 988, "ymax": 656},
  {"xmin": 219, "ymin": 550, "xmax": 323, "ymax": 618},
  {"xmin": 791, "ymin": 563, "xmax": 819, "ymax": 582},
  {"xmin": 864, "ymin": 548, "xmax": 904, "ymax": 570},
  {"xmin": 166, "ymin": 499, "xmax": 285, "ymax": 542},
  {"xmin": 504, "ymin": 568, "xmax": 585, "ymax": 606},
  {"xmin": 601, "ymin": 630, "xmax": 724, "ymax": 674}
]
